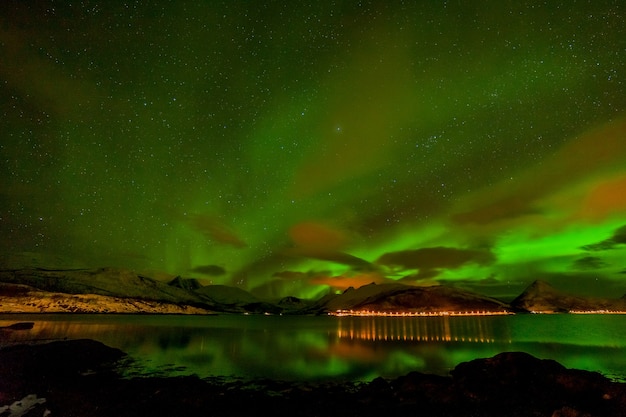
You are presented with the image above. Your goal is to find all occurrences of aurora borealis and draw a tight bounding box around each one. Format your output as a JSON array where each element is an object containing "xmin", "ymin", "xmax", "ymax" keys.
[{"xmin": 1, "ymin": 1, "xmax": 625, "ymax": 300}]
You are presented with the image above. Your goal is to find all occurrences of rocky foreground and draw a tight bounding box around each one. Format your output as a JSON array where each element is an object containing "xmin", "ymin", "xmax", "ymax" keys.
[{"xmin": 1, "ymin": 338, "xmax": 625, "ymax": 417}]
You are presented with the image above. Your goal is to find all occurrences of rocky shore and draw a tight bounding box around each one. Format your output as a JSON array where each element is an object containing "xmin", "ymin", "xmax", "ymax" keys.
[{"xmin": 1, "ymin": 337, "xmax": 626, "ymax": 417}]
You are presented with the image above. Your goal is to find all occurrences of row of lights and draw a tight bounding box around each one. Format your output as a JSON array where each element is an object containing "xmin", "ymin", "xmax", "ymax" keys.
[
  {"xmin": 329, "ymin": 310, "xmax": 515, "ymax": 317},
  {"xmin": 568, "ymin": 310, "xmax": 626, "ymax": 314}
]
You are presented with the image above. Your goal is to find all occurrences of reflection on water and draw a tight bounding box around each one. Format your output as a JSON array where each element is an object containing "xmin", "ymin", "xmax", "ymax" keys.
[
  {"xmin": 1, "ymin": 314, "xmax": 625, "ymax": 382},
  {"xmin": 337, "ymin": 316, "xmax": 507, "ymax": 343}
]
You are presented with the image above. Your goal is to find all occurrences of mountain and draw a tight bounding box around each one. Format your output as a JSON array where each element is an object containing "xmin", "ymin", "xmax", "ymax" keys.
[
  {"xmin": 195, "ymin": 284, "xmax": 260, "ymax": 304},
  {"xmin": 194, "ymin": 284, "xmax": 281, "ymax": 314},
  {"xmin": 167, "ymin": 276, "xmax": 202, "ymax": 292},
  {"xmin": 511, "ymin": 280, "xmax": 626, "ymax": 313},
  {"xmin": 0, "ymin": 282, "xmax": 212, "ymax": 314},
  {"xmin": 0, "ymin": 268, "xmax": 282, "ymax": 314},
  {"xmin": 277, "ymin": 296, "xmax": 312, "ymax": 312},
  {"xmin": 0, "ymin": 267, "xmax": 206, "ymax": 305},
  {"xmin": 308, "ymin": 282, "xmax": 512, "ymax": 314},
  {"xmin": 2, "ymin": 266, "xmax": 625, "ymax": 315}
]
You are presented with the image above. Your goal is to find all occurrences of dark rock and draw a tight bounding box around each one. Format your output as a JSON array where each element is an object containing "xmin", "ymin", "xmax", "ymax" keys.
[
  {"xmin": 0, "ymin": 339, "xmax": 126, "ymax": 404},
  {"xmin": 1, "ymin": 341, "xmax": 625, "ymax": 417},
  {"xmin": 449, "ymin": 352, "xmax": 626, "ymax": 416}
]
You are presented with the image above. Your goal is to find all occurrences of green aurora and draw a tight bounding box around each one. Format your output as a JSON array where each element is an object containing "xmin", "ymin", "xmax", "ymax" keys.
[{"xmin": 1, "ymin": 1, "xmax": 625, "ymax": 300}]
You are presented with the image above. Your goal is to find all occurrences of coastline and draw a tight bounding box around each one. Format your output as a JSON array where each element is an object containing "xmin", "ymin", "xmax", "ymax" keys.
[{"xmin": 1, "ymin": 338, "xmax": 625, "ymax": 417}]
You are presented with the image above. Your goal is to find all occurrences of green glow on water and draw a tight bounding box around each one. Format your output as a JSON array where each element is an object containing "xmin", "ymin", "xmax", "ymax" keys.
[{"xmin": 2, "ymin": 314, "xmax": 626, "ymax": 382}]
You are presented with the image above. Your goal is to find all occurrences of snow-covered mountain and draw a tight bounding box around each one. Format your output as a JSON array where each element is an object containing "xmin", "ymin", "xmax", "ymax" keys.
[
  {"xmin": 511, "ymin": 280, "xmax": 626, "ymax": 313},
  {"xmin": 1, "ymin": 267, "xmax": 625, "ymax": 315},
  {"xmin": 308, "ymin": 282, "xmax": 511, "ymax": 314}
]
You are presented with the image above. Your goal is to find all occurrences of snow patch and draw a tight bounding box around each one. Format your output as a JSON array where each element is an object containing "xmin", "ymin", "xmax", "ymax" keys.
[{"xmin": 0, "ymin": 394, "xmax": 48, "ymax": 417}]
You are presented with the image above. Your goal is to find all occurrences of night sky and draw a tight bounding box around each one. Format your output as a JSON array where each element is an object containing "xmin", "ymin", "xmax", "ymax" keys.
[{"xmin": 1, "ymin": 1, "xmax": 625, "ymax": 300}]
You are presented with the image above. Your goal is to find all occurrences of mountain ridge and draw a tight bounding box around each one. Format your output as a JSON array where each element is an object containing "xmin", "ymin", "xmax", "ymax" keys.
[
  {"xmin": 1, "ymin": 268, "xmax": 625, "ymax": 315},
  {"xmin": 511, "ymin": 279, "xmax": 626, "ymax": 313}
]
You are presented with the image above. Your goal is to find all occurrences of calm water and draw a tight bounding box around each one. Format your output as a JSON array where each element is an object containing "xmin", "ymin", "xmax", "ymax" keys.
[{"xmin": 1, "ymin": 314, "xmax": 626, "ymax": 382}]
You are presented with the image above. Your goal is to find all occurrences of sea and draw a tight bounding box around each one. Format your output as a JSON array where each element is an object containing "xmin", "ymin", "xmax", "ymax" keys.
[{"xmin": 1, "ymin": 313, "xmax": 625, "ymax": 383}]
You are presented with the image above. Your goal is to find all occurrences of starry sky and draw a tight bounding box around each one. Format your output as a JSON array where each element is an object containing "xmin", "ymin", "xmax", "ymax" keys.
[{"xmin": 1, "ymin": 1, "xmax": 625, "ymax": 300}]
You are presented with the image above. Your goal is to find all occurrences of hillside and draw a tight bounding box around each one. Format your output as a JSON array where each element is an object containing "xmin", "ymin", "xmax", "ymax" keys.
[
  {"xmin": 511, "ymin": 280, "xmax": 626, "ymax": 313},
  {"xmin": 312, "ymin": 282, "xmax": 511, "ymax": 314},
  {"xmin": 0, "ymin": 268, "xmax": 205, "ymax": 305},
  {"xmin": 1, "ymin": 267, "xmax": 626, "ymax": 315},
  {"xmin": 195, "ymin": 284, "xmax": 282, "ymax": 314},
  {"xmin": 0, "ymin": 282, "xmax": 212, "ymax": 314}
]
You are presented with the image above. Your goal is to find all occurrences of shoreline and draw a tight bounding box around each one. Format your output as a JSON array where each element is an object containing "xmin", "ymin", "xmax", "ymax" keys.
[
  {"xmin": 1, "ymin": 338, "xmax": 626, "ymax": 416},
  {"xmin": 3, "ymin": 316, "xmax": 626, "ymax": 385}
]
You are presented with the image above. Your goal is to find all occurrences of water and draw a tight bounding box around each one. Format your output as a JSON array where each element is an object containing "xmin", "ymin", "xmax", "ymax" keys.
[{"xmin": 1, "ymin": 314, "xmax": 625, "ymax": 382}]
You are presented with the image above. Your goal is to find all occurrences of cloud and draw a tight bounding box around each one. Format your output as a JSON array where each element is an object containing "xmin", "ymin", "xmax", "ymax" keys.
[
  {"xmin": 228, "ymin": 250, "xmax": 293, "ymax": 288},
  {"xmin": 309, "ymin": 271, "xmax": 389, "ymax": 291},
  {"xmin": 437, "ymin": 274, "xmax": 526, "ymax": 299},
  {"xmin": 190, "ymin": 264, "xmax": 226, "ymax": 276},
  {"xmin": 438, "ymin": 274, "xmax": 503, "ymax": 289},
  {"xmin": 581, "ymin": 224, "xmax": 626, "ymax": 251},
  {"xmin": 451, "ymin": 118, "xmax": 626, "ymax": 227},
  {"xmin": 398, "ymin": 269, "xmax": 441, "ymax": 281},
  {"xmin": 272, "ymin": 270, "xmax": 311, "ymax": 280},
  {"xmin": 571, "ymin": 256, "xmax": 608, "ymax": 271},
  {"xmin": 293, "ymin": 249, "xmax": 374, "ymax": 270},
  {"xmin": 188, "ymin": 213, "xmax": 247, "ymax": 248},
  {"xmin": 376, "ymin": 246, "xmax": 495, "ymax": 280},
  {"xmin": 574, "ymin": 174, "xmax": 626, "ymax": 222},
  {"xmin": 250, "ymin": 276, "xmax": 333, "ymax": 300},
  {"xmin": 253, "ymin": 270, "xmax": 388, "ymax": 297},
  {"xmin": 282, "ymin": 221, "xmax": 374, "ymax": 270},
  {"xmin": 272, "ymin": 270, "xmax": 337, "ymax": 281},
  {"xmin": 288, "ymin": 221, "xmax": 349, "ymax": 251}
]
